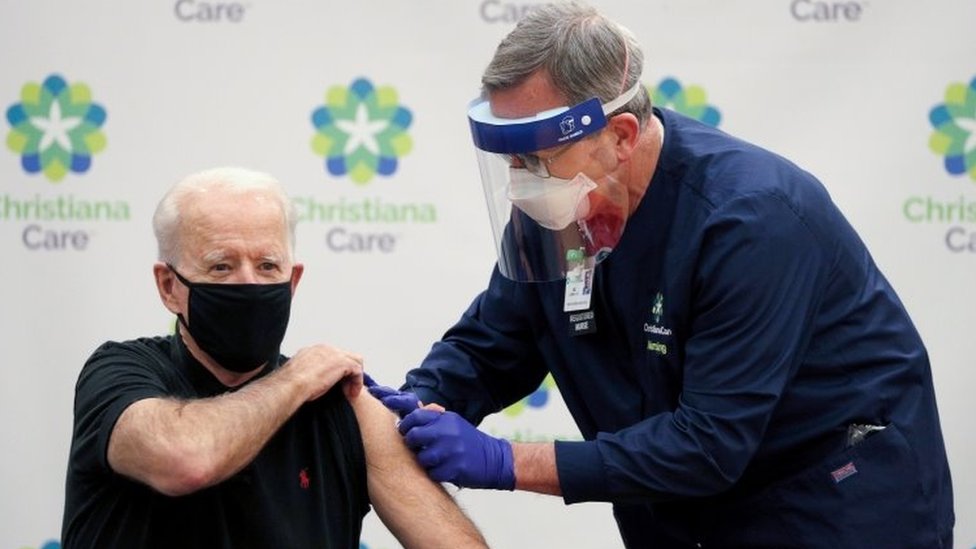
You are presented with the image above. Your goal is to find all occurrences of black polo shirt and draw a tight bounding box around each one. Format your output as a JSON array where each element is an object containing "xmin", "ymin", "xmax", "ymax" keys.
[{"xmin": 62, "ymin": 335, "xmax": 369, "ymax": 548}]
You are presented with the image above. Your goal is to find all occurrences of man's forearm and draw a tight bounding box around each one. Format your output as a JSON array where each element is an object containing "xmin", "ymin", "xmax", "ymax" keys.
[
  {"xmin": 108, "ymin": 365, "xmax": 307, "ymax": 496},
  {"xmin": 512, "ymin": 442, "xmax": 562, "ymax": 496}
]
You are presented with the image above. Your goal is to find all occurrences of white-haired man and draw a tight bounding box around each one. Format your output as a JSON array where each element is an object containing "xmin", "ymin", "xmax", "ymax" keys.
[{"xmin": 62, "ymin": 167, "xmax": 488, "ymax": 548}]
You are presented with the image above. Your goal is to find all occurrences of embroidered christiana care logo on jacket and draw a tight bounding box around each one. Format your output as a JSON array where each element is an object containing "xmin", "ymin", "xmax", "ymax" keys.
[
  {"xmin": 645, "ymin": 292, "xmax": 672, "ymax": 356},
  {"xmin": 651, "ymin": 292, "xmax": 664, "ymax": 323}
]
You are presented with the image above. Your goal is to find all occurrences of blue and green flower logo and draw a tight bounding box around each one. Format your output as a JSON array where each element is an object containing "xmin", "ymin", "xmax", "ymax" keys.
[
  {"xmin": 929, "ymin": 76, "xmax": 976, "ymax": 181},
  {"xmin": 18, "ymin": 540, "xmax": 60, "ymax": 549},
  {"xmin": 310, "ymin": 78, "xmax": 413, "ymax": 185},
  {"xmin": 503, "ymin": 374, "xmax": 557, "ymax": 417},
  {"xmin": 651, "ymin": 292, "xmax": 664, "ymax": 324},
  {"xmin": 648, "ymin": 77, "xmax": 721, "ymax": 127},
  {"xmin": 5, "ymin": 74, "xmax": 107, "ymax": 182}
]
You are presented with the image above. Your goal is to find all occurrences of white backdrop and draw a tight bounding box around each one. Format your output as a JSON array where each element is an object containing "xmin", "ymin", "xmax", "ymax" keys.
[{"xmin": 1, "ymin": 1, "xmax": 974, "ymax": 548}]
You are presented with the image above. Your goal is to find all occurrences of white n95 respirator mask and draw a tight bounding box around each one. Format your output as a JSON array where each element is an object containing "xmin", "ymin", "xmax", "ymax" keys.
[{"xmin": 506, "ymin": 168, "xmax": 598, "ymax": 231}]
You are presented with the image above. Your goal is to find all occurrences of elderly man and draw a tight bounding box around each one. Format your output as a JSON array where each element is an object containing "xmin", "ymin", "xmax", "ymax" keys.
[
  {"xmin": 369, "ymin": 2, "xmax": 954, "ymax": 548},
  {"xmin": 62, "ymin": 167, "xmax": 487, "ymax": 548}
]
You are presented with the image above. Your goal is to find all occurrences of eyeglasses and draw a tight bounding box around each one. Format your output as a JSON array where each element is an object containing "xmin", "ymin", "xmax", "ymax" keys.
[{"xmin": 508, "ymin": 140, "xmax": 577, "ymax": 178}]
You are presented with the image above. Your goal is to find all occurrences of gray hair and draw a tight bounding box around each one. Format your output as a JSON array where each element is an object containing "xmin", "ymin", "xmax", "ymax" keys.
[
  {"xmin": 482, "ymin": 1, "xmax": 652, "ymax": 127},
  {"xmin": 152, "ymin": 166, "xmax": 298, "ymax": 265}
]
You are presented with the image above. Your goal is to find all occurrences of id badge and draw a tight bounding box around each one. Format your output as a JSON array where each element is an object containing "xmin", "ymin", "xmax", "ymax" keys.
[{"xmin": 563, "ymin": 265, "xmax": 593, "ymax": 312}]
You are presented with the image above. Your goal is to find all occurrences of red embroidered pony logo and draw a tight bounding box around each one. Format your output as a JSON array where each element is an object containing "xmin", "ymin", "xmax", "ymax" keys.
[{"xmin": 299, "ymin": 468, "xmax": 310, "ymax": 489}]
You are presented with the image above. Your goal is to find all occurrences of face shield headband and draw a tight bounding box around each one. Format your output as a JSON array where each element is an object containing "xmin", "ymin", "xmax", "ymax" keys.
[
  {"xmin": 466, "ymin": 82, "xmax": 643, "ymax": 283},
  {"xmin": 467, "ymin": 81, "xmax": 643, "ymax": 155}
]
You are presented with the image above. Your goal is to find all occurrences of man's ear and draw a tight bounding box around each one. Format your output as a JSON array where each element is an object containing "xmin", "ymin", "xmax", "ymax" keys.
[
  {"xmin": 153, "ymin": 262, "xmax": 181, "ymax": 315},
  {"xmin": 607, "ymin": 112, "xmax": 641, "ymax": 162},
  {"xmin": 289, "ymin": 263, "xmax": 305, "ymax": 295}
]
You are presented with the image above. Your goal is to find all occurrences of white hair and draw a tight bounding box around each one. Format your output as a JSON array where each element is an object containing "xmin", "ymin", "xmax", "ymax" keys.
[{"xmin": 152, "ymin": 166, "xmax": 298, "ymax": 265}]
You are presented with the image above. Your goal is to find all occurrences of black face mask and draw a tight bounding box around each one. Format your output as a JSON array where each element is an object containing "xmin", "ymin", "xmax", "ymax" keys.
[{"xmin": 169, "ymin": 265, "xmax": 293, "ymax": 373}]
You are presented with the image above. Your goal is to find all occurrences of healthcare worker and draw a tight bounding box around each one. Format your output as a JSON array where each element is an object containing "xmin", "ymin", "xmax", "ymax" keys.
[{"xmin": 369, "ymin": 2, "xmax": 954, "ymax": 547}]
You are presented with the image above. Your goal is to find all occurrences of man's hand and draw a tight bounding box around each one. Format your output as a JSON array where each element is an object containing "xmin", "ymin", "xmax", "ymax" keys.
[
  {"xmin": 283, "ymin": 344, "xmax": 364, "ymax": 401},
  {"xmin": 364, "ymin": 374, "xmax": 422, "ymax": 418},
  {"xmin": 397, "ymin": 409, "xmax": 515, "ymax": 490}
]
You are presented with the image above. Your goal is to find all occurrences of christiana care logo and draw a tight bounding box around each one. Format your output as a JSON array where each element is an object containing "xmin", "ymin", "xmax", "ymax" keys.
[
  {"xmin": 491, "ymin": 374, "xmax": 580, "ymax": 443},
  {"xmin": 645, "ymin": 292, "xmax": 671, "ymax": 356},
  {"xmin": 648, "ymin": 77, "xmax": 722, "ymax": 128},
  {"xmin": 310, "ymin": 77, "xmax": 412, "ymax": 185},
  {"xmin": 929, "ymin": 75, "xmax": 976, "ymax": 181},
  {"xmin": 304, "ymin": 77, "xmax": 434, "ymax": 254},
  {"xmin": 503, "ymin": 374, "xmax": 557, "ymax": 417},
  {"xmin": 18, "ymin": 539, "xmax": 59, "ymax": 549},
  {"xmin": 6, "ymin": 74, "xmax": 107, "ymax": 182},
  {"xmin": 903, "ymin": 75, "xmax": 976, "ymax": 254},
  {"xmin": 651, "ymin": 292, "xmax": 664, "ymax": 324},
  {"xmin": 3, "ymin": 74, "xmax": 127, "ymax": 251}
]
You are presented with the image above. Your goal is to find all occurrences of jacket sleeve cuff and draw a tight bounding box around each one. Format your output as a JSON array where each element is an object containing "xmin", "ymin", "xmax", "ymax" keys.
[
  {"xmin": 555, "ymin": 439, "xmax": 609, "ymax": 504},
  {"xmin": 407, "ymin": 386, "xmax": 442, "ymax": 408}
]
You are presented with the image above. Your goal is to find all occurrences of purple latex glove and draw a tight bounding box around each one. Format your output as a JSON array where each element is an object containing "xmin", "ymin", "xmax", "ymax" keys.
[
  {"xmin": 397, "ymin": 408, "xmax": 515, "ymax": 490},
  {"xmin": 363, "ymin": 373, "xmax": 421, "ymax": 418}
]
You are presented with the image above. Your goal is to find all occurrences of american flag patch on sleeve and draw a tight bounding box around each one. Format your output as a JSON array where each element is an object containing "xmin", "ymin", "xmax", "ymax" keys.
[{"xmin": 830, "ymin": 461, "xmax": 858, "ymax": 483}]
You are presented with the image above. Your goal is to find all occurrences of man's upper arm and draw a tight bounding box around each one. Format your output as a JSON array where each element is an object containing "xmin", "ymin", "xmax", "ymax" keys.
[
  {"xmin": 72, "ymin": 343, "xmax": 167, "ymax": 475},
  {"xmin": 349, "ymin": 390, "xmax": 488, "ymax": 549}
]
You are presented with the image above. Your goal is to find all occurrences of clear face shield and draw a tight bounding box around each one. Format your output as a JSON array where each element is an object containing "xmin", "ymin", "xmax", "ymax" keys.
[{"xmin": 468, "ymin": 83, "xmax": 642, "ymax": 283}]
